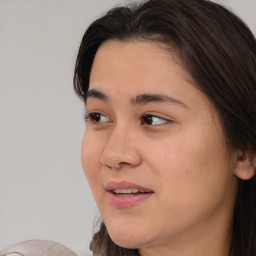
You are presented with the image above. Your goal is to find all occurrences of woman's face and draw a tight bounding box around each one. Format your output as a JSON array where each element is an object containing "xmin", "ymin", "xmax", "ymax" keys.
[{"xmin": 82, "ymin": 40, "xmax": 239, "ymax": 253}]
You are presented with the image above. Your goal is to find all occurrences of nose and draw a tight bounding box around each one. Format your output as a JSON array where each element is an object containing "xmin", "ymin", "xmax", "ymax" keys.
[{"xmin": 100, "ymin": 125, "xmax": 142, "ymax": 170}]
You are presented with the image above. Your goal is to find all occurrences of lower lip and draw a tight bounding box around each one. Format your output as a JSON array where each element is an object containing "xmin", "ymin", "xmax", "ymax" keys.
[{"xmin": 107, "ymin": 191, "xmax": 153, "ymax": 208}]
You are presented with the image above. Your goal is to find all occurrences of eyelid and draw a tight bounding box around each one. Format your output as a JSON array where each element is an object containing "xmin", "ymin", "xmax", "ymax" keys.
[
  {"xmin": 142, "ymin": 113, "xmax": 171, "ymax": 126},
  {"xmin": 145, "ymin": 111, "xmax": 175, "ymax": 121},
  {"xmin": 85, "ymin": 111, "xmax": 112, "ymax": 124}
]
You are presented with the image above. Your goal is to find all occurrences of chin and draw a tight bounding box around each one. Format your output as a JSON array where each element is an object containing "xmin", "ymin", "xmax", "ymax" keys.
[
  {"xmin": 110, "ymin": 234, "xmax": 145, "ymax": 249},
  {"xmin": 106, "ymin": 222, "xmax": 153, "ymax": 249}
]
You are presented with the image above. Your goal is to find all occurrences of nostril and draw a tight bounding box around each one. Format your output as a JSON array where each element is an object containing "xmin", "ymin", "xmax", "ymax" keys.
[
  {"xmin": 106, "ymin": 162, "xmax": 131, "ymax": 170},
  {"xmin": 119, "ymin": 162, "xmax": 132, "ymax": 167},
  {"xmin": 5, "ymin": 254, "xmax": 24, "ymax": 256}
]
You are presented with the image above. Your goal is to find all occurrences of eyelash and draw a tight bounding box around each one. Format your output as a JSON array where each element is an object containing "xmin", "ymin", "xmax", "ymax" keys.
[
  {"xmin": 85, "ymin": 112, "xmax": 170, "ymax": 126},
  {"xmin": 85, "ymin": 112, "xmax": 110, "ymax": 124}
]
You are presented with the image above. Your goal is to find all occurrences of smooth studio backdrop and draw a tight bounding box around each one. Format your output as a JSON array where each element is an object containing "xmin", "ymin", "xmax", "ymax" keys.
[{"xmin": 0, "ymin": 0, "xmax": 255, "ymax": 254}]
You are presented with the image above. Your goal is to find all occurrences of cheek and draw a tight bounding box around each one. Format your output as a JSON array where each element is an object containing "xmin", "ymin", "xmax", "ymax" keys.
[
  {"xmin": 154, "ymin": 120, "xmax": 229, "ymax": 178},
  {"xmin": 81, "ymin": 132, "xmax": 102, "ymax": 189},
  {"xmin": 146, "ymin": 124, "xmax": 234, "ymax": 213}
]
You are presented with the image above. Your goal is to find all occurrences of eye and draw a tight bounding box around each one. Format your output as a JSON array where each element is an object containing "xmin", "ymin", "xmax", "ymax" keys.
[
  {"xmin": 142, "ymin": 114, "xmax": 168, "ymax": 126},
  {"xmin": 86, "ymin": 112, "xmax": 110, "ymax": 123}
]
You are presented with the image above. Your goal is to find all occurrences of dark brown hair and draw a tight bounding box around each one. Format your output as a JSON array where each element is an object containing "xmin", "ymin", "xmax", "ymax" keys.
[{"xmin": 74, "ymin": 0, "xmax": 256, "ymax": 255}]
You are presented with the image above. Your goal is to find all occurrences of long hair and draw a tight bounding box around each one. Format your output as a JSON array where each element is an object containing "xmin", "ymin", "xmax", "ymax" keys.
[{"xmin": 73, "ymin": 0, "xmax": 256, "ymax": 255}]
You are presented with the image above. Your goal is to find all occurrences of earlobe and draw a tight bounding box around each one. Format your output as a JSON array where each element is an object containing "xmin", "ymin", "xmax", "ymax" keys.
[{"xmin": 234, "ymin": 151, "xmax": 256, "ymax": 180}]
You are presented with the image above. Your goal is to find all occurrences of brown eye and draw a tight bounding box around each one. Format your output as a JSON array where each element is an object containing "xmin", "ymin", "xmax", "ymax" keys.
[
  {"xmin": 86, "ymin": 112, "xmax": 110, "ymax": 123},
  {"xmin": 142, "ymin": 114, "xmax": 168, "ymax": 126},
  {"xmin": 143, "ymin": 114, "xmax": 153, "ymax": 125},
  {"xmin": 90, "ymin": 113, "xmax": 101, "ymax": 122}
]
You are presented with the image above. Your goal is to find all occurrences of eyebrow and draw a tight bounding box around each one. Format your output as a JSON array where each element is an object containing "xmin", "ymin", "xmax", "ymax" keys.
[
  {"xmin": 86, "ymin": 89, "xmax": 108, "ymax": 102},
  {"xmin": 130, "ymin": 93, "xmax": 188, "ymax": 108},
  {"xmin": 86, "ymin": 89, "xmax": 188, "ymax": 108}
]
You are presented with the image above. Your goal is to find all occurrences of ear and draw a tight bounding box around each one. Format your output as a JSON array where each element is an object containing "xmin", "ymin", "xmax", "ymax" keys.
[{"xmin": 234, "ymin": 150, "xmax": 256, "ymax": 180}]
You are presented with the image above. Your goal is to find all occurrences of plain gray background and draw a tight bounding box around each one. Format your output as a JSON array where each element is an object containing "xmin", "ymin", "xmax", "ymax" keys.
[{"xmin": 0, "ymin": 0, "xmax": 255, "ymax": 254}]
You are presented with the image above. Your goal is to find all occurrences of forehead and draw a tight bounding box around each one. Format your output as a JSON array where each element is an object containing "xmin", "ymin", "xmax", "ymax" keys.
[
  {"xmin": 89, "ymin": 40, "xmax": 205, "ymax": 107},
  {"xmin": 90, "ymin": 40, "xmax": 193, "ymax": 94},
  {"xmin": 91, "ymin": 39, "xmax": 189, "ymax": 79}
]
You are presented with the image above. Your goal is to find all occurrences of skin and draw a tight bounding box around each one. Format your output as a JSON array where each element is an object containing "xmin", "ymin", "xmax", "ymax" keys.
[{"xmin": 82, "ymin": 40, "xmax": 241, "ymax": 256}]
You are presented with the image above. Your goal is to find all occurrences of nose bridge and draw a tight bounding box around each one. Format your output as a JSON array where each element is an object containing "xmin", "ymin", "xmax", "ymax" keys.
[
  {"xmin": 106, "ymin": 123, "xmax": 129, "ymax": 152},
  {"xmin": 100, "ymin": 121, "xmax": 141, "ymax": 168},
  {"xmin": 112, "ymin": 121, "xmax": 132, "ymax": 143}
]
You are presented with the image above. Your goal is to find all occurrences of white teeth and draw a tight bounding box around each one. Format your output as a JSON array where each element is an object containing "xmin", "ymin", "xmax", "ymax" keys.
[{"xmin": 113, "ymin": 189, "xmax": 140, "ymax": 194}]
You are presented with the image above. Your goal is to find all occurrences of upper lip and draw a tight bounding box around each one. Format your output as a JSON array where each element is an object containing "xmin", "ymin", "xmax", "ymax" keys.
[{"xmin": 105, "ymin": 181, "xmax": 154, "ymax": 193}]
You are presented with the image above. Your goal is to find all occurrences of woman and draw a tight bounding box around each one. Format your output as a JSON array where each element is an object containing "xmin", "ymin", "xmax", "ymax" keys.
[{"xmin": 73, "ymin": 0, "xmax": 256, "ymax": 255}]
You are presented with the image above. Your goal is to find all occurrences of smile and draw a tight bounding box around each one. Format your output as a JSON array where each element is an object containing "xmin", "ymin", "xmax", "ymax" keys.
[
  {"xmin": 106, "ymin": 181, "xmax": 154, "ymax": 208},
  {"xmin": 112, "ymin": 188, "xmax": 149, "ymax": 196}
]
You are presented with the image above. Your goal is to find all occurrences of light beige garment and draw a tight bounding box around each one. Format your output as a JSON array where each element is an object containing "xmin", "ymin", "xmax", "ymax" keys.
[{"xmin": 0, "ymin": 240, "xmax": 78, "ymax": 256}]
